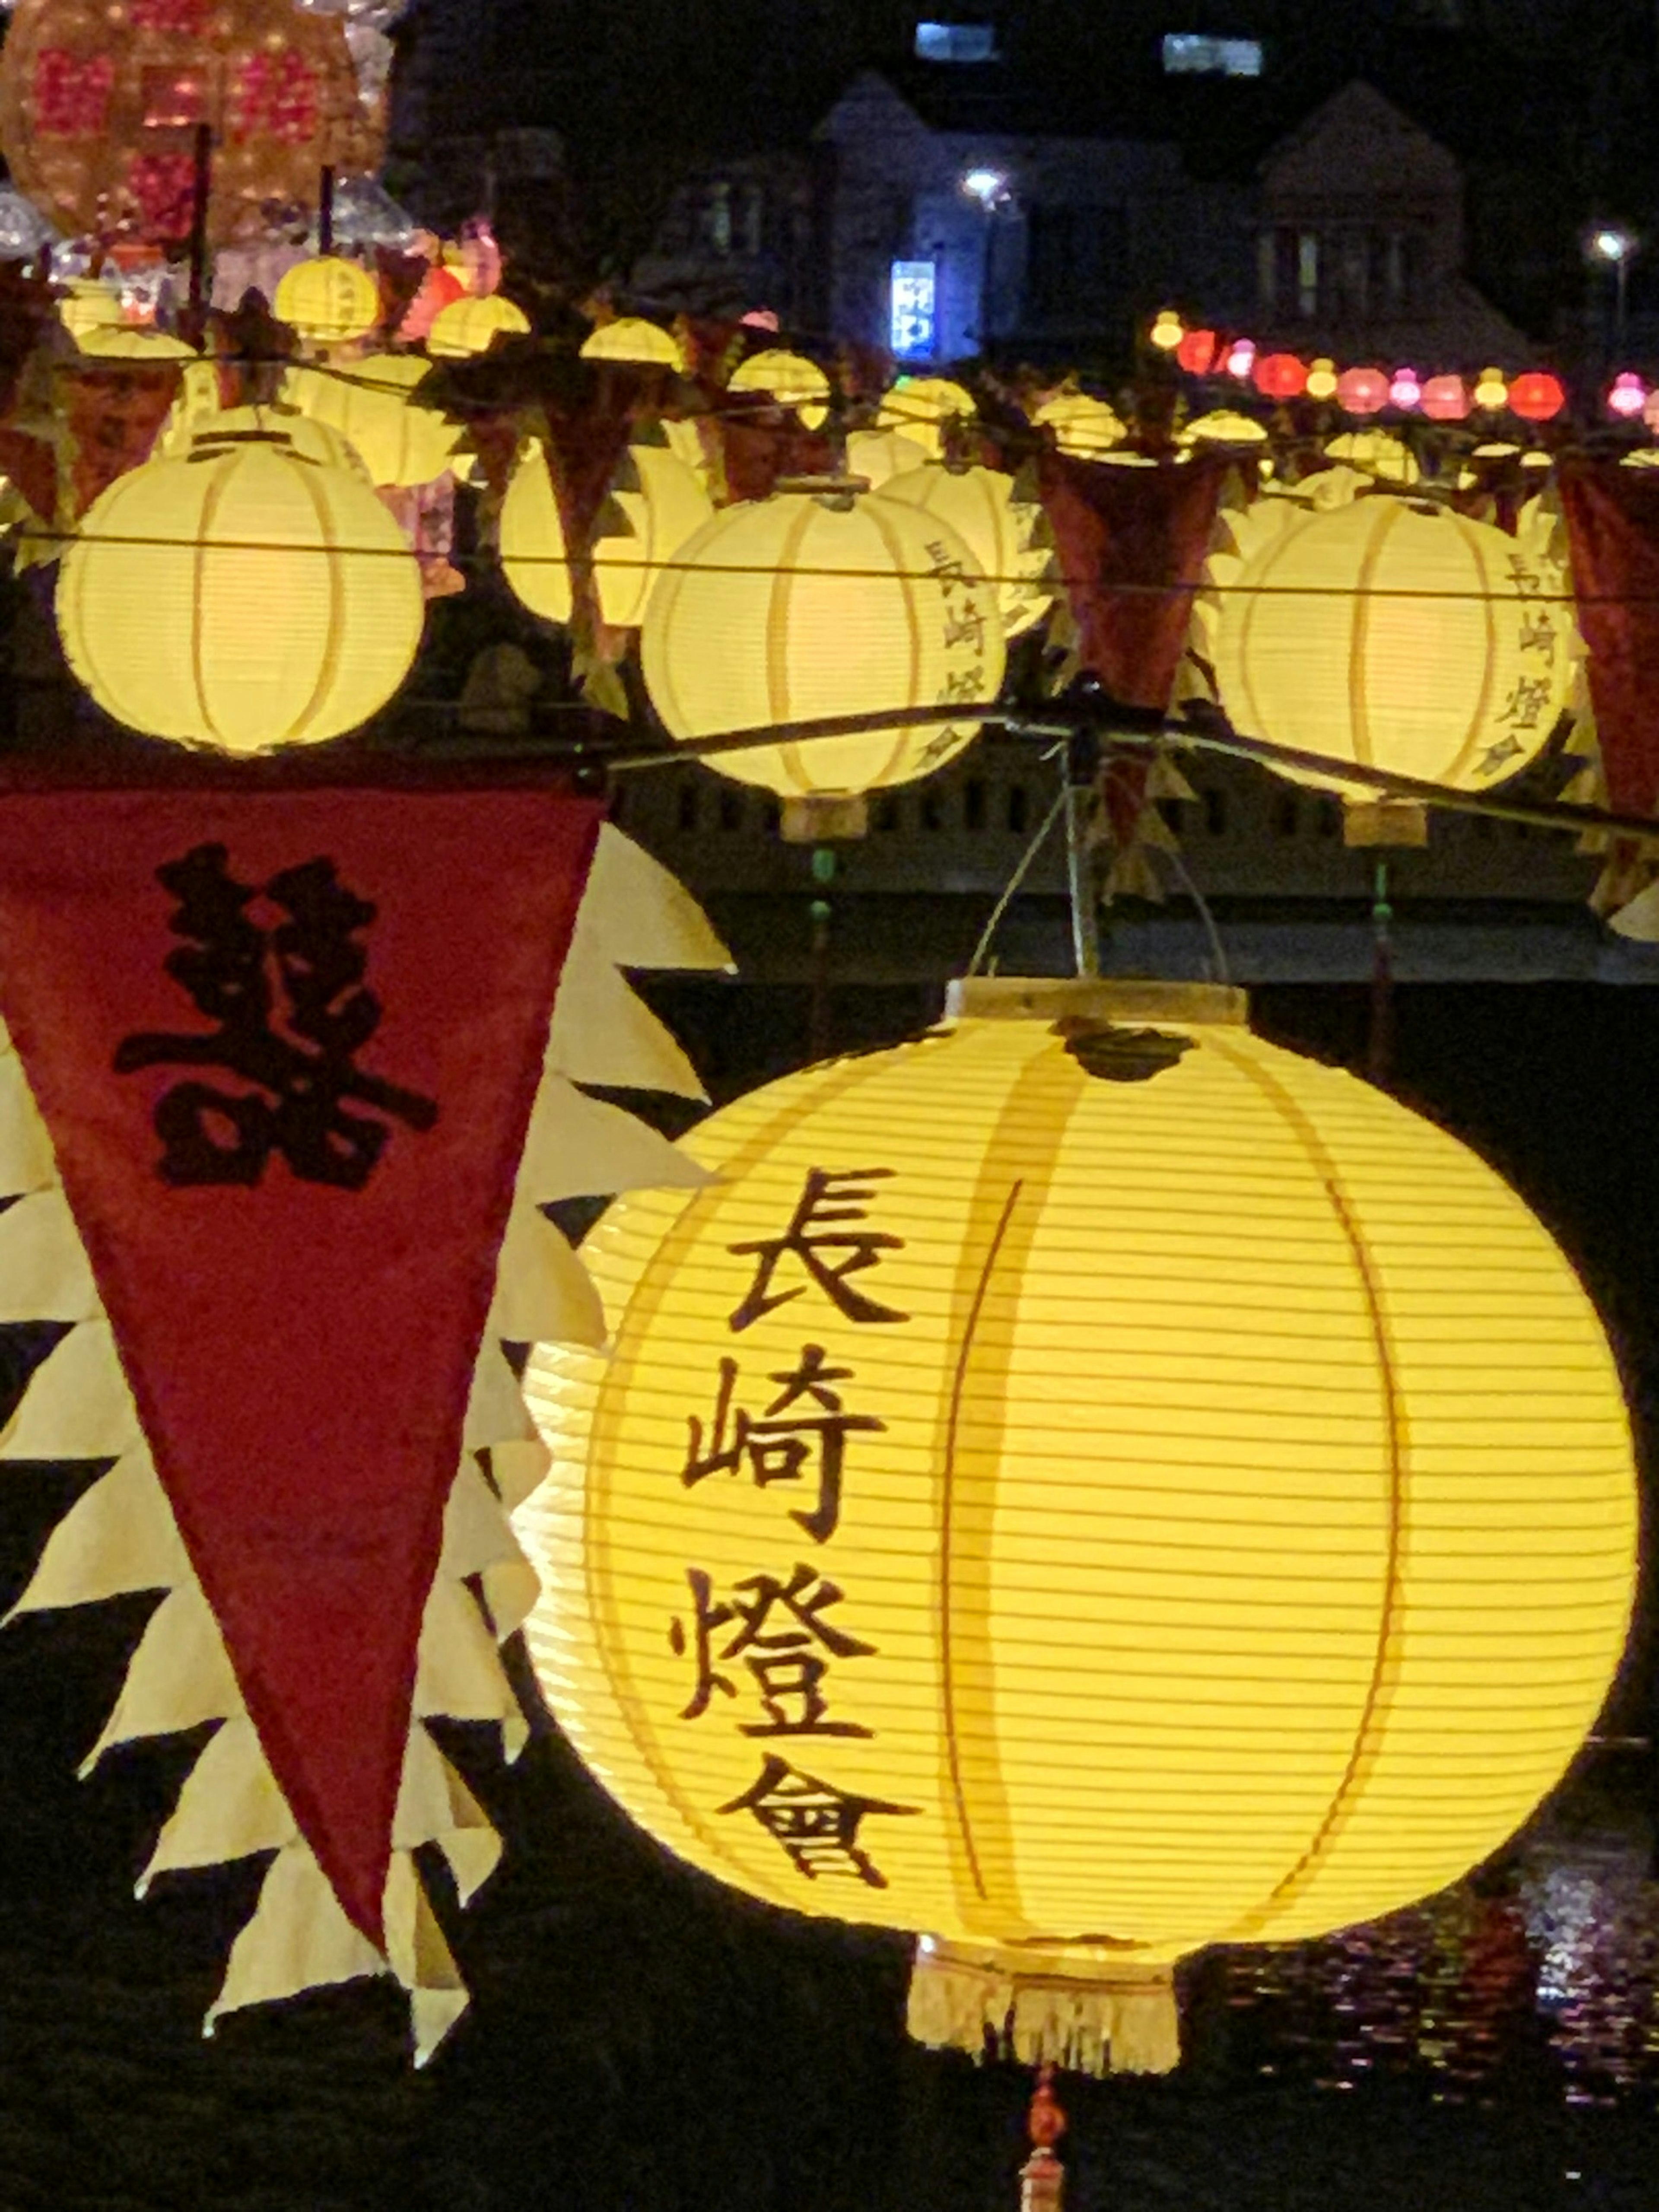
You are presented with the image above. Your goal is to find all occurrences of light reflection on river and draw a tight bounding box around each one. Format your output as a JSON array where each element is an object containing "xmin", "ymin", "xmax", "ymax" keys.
[{"xmin": 1209, "ymin": 1758, "xmax": 1659, "ymax": 2108}]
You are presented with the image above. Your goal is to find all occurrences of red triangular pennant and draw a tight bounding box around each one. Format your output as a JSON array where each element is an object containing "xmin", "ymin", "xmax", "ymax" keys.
[{"xmin": 0, "ymin": 766, "xmax": 604, "ymax": 1944}]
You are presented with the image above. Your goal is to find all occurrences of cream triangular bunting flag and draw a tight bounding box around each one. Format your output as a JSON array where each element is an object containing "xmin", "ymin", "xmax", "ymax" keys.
[
  {"xmin": 0, "ymin": 1188, "xmax": 101, "ymax": 1321},
  {"xmin": 10, "ymin": 1447, "xmax": 188, "ymax": 1617},
  {"xmin": 545, "ymin": 939, "xmax": 709, "ymax": 1099},
  {"xmin": 82, "ymin": 1580, "xmax": 243, "ymax": 1769},
  {"xmin": 0, "ymin": 1050, "xmax": 59, "ymax": 1196},
  {"xmin": 3, "ymin": 1321, "xmax": 141, "ymax": 1460},
  {"xmin": 207, "ymin": 1843, "xmax": 385, "ymax": 2033},
  {"xmin": 490, "ymin": 1206, "xmax": 607, "ymax": 1346},
  {"xmin": 141, "ymin": 1717, "xmax": 298, "ymax": 1888}
]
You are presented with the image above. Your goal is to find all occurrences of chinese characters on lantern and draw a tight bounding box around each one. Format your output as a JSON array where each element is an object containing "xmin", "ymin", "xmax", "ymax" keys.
[
  {"xmin": 1480, "ymin": 552, "xmax": 1564, "ymax": 777},
  {"xmin": 671, "ymin": 1166, "xmax": 918, "ymax": 1888},
  {"xmin": 115, "ymin": 844, "xmax": 438, "ymax": 1191},
  {"xmin": 920, "ymin": 537, "xmax": 993, "ymax": 768}
]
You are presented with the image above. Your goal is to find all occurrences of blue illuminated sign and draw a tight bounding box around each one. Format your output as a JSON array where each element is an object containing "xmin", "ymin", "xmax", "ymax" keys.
[{"xmin": 890, "ymin": 260, "xmax": 937, "ymax": 361}]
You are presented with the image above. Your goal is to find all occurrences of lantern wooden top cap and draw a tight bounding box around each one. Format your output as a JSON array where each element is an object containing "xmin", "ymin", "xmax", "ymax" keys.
[{"xmin": 945, "ymin": 977, "xmax": 1248, "ymax": 1027}]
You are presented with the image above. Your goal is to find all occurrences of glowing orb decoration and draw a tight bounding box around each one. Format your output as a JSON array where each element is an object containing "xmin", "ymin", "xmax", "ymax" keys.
[
  {"xmin": 1030, "ymin": 391, "xmax": 1125, "ymax": 459},
  {"xmin": 426, "ymin": 294, "xmax": 531, "ymax": 359},
  {"xmin": 281, "ymin": 355, "xmax": 460, "ymax": 486},
  {"xmin": 592, "ymin": 445, "xmax": 714, "ymax": 631},
  {"xmin": 498, "ymin": 438, "xmax": 573, "ymax": 626},
  {"xmin": 274, "ymin": 254, "xmax": 380, "ymax": 347},
  {"xmin": 1201, "ymin": 493, "xmax": 1577, "ymax": 797},
  {"xmin": 726, "ymin": 348, "xmax": 830, "ymax": 429},
  {"xmin": 57, "ymin": 408, "xmax": 424, "ymax": 752},
  {"xmin": 516, "ymin": 984, "xmax": 1636, "ymax": 2071},
  {"xmin": 639, "ymin": 490, "xmax": 1004, "ymax": 796},
  {"xmin": 0, "ymin": 0, "xmax": 376, "ymax": 247},
  {"xmin": 579, "ymin": 317, "xmax": 684, "ymax": 371},
  {"xmin": 871, "ymin": 460, "xmax": 1054, "ymax": 639}
]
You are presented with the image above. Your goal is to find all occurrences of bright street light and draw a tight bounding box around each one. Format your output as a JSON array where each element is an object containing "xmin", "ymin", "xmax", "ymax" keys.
[
  {"xmin": 960, "ymin": 166, "xmax": 1010, "ymax": 209},
  {"xmin": 1591, "ymin": 227, "xmax": 1636, "ymax": 265}
]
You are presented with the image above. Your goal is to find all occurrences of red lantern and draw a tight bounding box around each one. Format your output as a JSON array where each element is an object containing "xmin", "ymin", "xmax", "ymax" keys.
[
  {"xmin": 1509, "ymin": 372, "xmax": 1566, "ymax": 423},
  {"xmin": 1336, "ymin": 366, "xmax": 1389, "ymax": 416},
  {"xmin": 1421, "ymin": 374, "xmax": 1470, "ymax": 422},
  {"xmin": 1176, "ymin": 327, "xmax": 1221, "ymax": 375},
  {"xmin": 1254, "ymin": 352, "xmax": 1306, "ymax": 400}
]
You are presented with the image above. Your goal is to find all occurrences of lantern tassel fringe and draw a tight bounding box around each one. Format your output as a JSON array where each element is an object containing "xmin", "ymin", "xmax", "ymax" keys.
[
  {"xmin": 907, "ymin": 1941, "xmax": 1181, "ymax": 2079},
  {"xmin": 0, "ymin": 826, "xmax": 731, "ymax": 2061}
]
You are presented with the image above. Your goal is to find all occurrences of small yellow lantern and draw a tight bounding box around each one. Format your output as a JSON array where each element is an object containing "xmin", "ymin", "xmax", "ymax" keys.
[
  {"xmin": 273, "ymin": 256, "xmax": 381, "ymax": 347},
  {"xmin": 427, "ymin": 295, "xmax": 531, "ymax": 359},
  {"xmin": 592, "ymin": 446, "xmax": 715, "ymax": 630},
  {"xmin": 639, "ymin": 489, "xmax": 1004, "ymax": 797},
  {"xmin": 1323, "ymin": 429, "xmax": 1420, "ymax": 486},
  {"xmin": 74, "ymin": 326, "xmax": 195, "ymax": 362},
  {"xmin": 845, "ymin": 428, "xmax": 930, "ymax": 487},
  {"xmin": 1474, "ymin": 366, "xmax": 1510, "ymax": 410},
  {"xmin": 871, "ymin": 460, "xmax": 1054, "ymax": 639},
  {"xmin": 727, "ymin": 348, "xmax": 831, "ymax": 430},
  {"xmin": 1150, "ymin": 306, "xmax": 1185, "ymax": 350},
  {"xmin": 57, "ymin": 279, "xmax": 124, "ymax": 344},
  {"xmin": 1305, "ymin": 357, "xmax": 1339, "ymax": 401},
  {"xmin": 498, "ymin": 438, "xmax": 574, "ymax": 626},
  {"xmin": 579, "ymin": 317, "xmax": 685, "ymax": 371},
  {"xmin": 1030, "ymin": 391, "xmax": 1126, "ymax": 459},
  {"xmin": 518, "ymin": 982, "xmax": 1636, "ymax": 2074},
  {"xmin": 1201, "ymin": 493, "xmax": 1577, "ymax": 796},
  {"xmin": 281, "ymin": 356, "xmax": 461, "ymax": 488},
  {"xmin": 1177, "ymin": 408, "xmax": 1268, "ymax": 451},
  {"xmin": 57, "ymin": 409, "xmax": 425, "ymax": 752},
  {"xmin": 875, "ymin": 376, "xmax": 976, "ymax": 459}
]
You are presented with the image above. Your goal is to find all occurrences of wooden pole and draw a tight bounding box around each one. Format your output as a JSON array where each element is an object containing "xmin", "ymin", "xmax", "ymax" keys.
[{"xmin": 319, "ymin": 165, "xmax": 335, "ymax": 256}]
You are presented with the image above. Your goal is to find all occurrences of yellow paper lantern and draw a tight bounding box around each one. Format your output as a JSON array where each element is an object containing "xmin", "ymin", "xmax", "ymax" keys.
[
  {"xmin": 593, "ymin": 446, "xmax": 715, "ymax": 630},
  {"xmin": 1474, "ymin": 366, "xmax": 1510, "ymax": 410},
  {"xmin": 518, "ymin": 983, "xmax": 1635, "ymax": 2071},
  {"xmin": 580, "ymin": 317, "xmax": 685, "ymax": 371},
  {"xmin": 58, "ymin": 280, "xmax": 124, "ymax": 343},
  {"xmin": 1150, "ymin": 306, "xmax": 1185, "ymax": 350},
  {"xmin": 871, "ymin": 461, "xmax": 1053, "ymax": 639},
  {"xmin": 274, "ymin": 256, "xmax": 381, "ymax": 347},
  {"xmin": 281, "ymin": 356, "xmax": 460, "ymax": 487},
  {"xmin": 845, "ymin": 427, "xmax": 931, "ymax": 488},
  {"xmin": 499, "ymin": 438, "xmax": 574, "ymax": 626},
  {"xmin": 427, "ymin": 295, "xmax": 531, "ymax": 359},
  {"xmin": 639, "ymin": 490, "xmax": 1004, "ymax": 795},
  {"xmin": 74, "ymin": 326, "xmax": 195, "ymax": 362},
  {"xmin": 1178, "ymin": 408, "xmax": 1268, "ymax": 450},
  {"xmin": 1202, "ymin": 494, "xmax": 1576, "ymax": 795},
  {"xmin": 727, "ymin": 348, "xmax": 831, "ymax": 430},
  {"xmin": 875, "ymin": 376, "xmax": 976, "ymax": 459},
  {"xmin": 57, "ymin": 409, "xmax": 424, "ymax": 752},
  {"xmin": 1323, "ymin": 429, "xmax": 1420, "ymax": 486},
  {"xmin": 1031, "ymin": 391, "xmax": 1126, "ymax": 459},
  {"xmin": 1305, "ymin": 357, "xmax": 1339, "ymax": 401}
]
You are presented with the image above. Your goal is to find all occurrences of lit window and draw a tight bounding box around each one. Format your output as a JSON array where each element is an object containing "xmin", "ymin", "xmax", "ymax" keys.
[
  {"xmin": 915, "ymin": 21, "xmax": 998, "ymax": 62},
  {"xmin": 1162, "ymin": 33, "xmax": 1264, "ymax": 76},
  {"xmin": 890, "ymin": 260, "xmax": 937, "ymax": 360}
]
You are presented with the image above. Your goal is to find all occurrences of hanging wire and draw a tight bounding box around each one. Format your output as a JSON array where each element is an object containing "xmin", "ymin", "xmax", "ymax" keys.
[{"xmin": 966, "ymin": 773, "xmax": 1071, "ymax": 979}]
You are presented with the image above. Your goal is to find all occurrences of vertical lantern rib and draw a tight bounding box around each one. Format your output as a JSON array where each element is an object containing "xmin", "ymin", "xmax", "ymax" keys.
[
  {"xmin": 863, "ymin": 496, "xmax": 931, "ymax": 790},
  {"xmin": 1347, "ymin": 500, "xmax": 1395, "ymax": 775},
  {"xmin": 939, "ymin": 1174, "xmax": 1027, "ymax": 1904},
  {"xmin": 768, "ymin": 501, "xmax": 816, "ymax": 791},
  {"xmin": 1206, "ymin": 1036, "xmax": 1409, "ymax": 1939},
  {"xmin": 190, "ymin": 454, "xmax": 233, "ymax": 742},
  {"xmin": 290, "ymin": 453, "xmax": 348, "ymax": 745},
  {"xmin": 1441, "ymin": 514, "xmax": 1504, "ymax": 788}
]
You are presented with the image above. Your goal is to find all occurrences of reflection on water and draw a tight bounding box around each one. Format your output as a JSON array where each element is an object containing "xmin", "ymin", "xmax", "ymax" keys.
[{"xmin": 1213, "ymin": 1756, "xmax": 1659, "ymax": 2108}]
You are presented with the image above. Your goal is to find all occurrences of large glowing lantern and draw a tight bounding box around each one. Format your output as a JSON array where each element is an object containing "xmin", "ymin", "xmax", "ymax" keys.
[
  {"xmin": 593, "ymin": 446, "xmax": 715, "ymax": 630},
  {"xmin": 1202, "ymin": 494, "xmax": 1576, "ymax": 795},
  {"xmin": 58, "ymin": 410, "xmax": 425, "ymax": 752},
  {"xmin": 499, "ymin": 438, "xmax": 573, "ymax": 626},
  {"xmin": 274, "ymin": 255, "xmax": 381, "ymax": 346},
  {"xmin": 727, "ymin": 348, "xmax": 831, "ymax": 429},
  {"xmin": 281, "ymin": 356, "xmax": 460, "ymax": 487},
  {"xmin": 426, "ymin": 294, "xmax": 531, "ymax": 359},
  {"xmin": 639, "ymin": 490, "xmax": 1004, "ymax": 796},
  {"xmin": 871, "ymin": 461, "xmax": 1054, "ymax": 639},
  {"xmin": 845, "ymin": 428, "xmax": 930, "ymax": 487},
  {"xmin": 518, "ymin": 982, "xmax": 1636, "ymax": 2073}
]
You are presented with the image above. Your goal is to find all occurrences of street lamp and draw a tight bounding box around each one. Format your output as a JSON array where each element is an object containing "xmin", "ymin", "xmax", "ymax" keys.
[
  {"xmin": 960, "ymin": 165, "xmax": 1010, "ymax": 210},
  {"xmin": 1588, "ymin": 225, "xmax": 1638, "ymax": 358}
]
